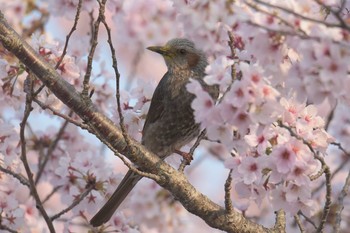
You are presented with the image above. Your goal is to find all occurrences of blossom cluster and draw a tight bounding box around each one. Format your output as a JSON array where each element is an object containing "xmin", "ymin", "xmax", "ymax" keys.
[{"xmin": 189, "ymin": 58, "xmax": 333, "ymax": 215}]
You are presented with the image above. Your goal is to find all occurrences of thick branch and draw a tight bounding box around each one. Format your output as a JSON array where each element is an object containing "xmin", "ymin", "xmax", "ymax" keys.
[{"xmin": 0, "ymin": 12, "xmax": 277, "ymax": 233}]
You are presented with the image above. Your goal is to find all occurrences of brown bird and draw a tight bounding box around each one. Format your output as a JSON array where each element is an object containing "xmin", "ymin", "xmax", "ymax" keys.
[{"xmin": 90, "ymin": 38, "xmax": 218, "ymax": 227}]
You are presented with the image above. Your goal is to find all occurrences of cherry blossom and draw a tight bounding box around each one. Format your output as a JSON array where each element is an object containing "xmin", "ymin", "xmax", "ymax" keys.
[
  {"xmin": 204, "ymin": 56, "xmax": 234, "ymax": 91},
  {"xmin": 244, "ymin": 126, "xmax": 274, "ymax": 155},
  {"xmin": 237, "ymin": 156, "xmax": 264, "ymax": 185},
  {"xmin": 0, "ymin": 122, "xmax": 19, "ymax": 166},
  {"xmin": 187, "ymin": 79, "xmax": 218, "ymax": 127}
]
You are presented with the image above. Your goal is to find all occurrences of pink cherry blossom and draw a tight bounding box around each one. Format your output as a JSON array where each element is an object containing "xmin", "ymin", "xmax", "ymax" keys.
[
  {"xmin": 270, "ymin": 187, "xmax": 299, "ymax": 215},
  {"xmin": 187, "ymin": 79, "xmax": 218, "ymax": 127},
  {"xmin": 286, "ymin": 160, "xmax": 312, "ymax": 186},
  {"xmin": 235, "ymin": 182, "xmax": 267, "ymax": 207},
  {"xmin": 270, "ymin": 144, "xmax": 296, "ymax": 174},
  {"xmin": 206, "ymin": 123, "xmax": 234, "ymax": 149},
  {"xmin": 244, "ymin": 126, "xmax": 274, "ymax": 155},
  {"xmin": 280, "ymin": 96, "xmax": 305, "ymax": 126},
  {"xmin": 204, "ymin": 56, "xmax": 234, "ymax": 91},
  {"xmin": 237, "ymin": 156, "xmax": 263, "ymax": 185},
  {"xmin": 297, "ymin": 105, "xmax": 324, "ymax": 129},
  {"xmin": 0, "ymin": 122, "xmax": 20, "ymax": 166},
  {"xmin": 285, "ymin": 182, "xmax": 311, "ymax": 203}
]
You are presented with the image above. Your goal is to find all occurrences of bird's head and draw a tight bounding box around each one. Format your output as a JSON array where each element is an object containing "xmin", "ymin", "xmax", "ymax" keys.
[{"xmin": 147, "ymin": 38, "xmax": 207, "ymax": 74}]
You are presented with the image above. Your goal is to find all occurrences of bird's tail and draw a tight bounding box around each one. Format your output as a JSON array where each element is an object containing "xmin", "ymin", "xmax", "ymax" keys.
[{"xmin": 90, "ymin": 170, "xmax": 142, "ymax": 227}]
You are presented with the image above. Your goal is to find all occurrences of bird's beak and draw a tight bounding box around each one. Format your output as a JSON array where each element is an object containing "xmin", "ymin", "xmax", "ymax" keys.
[{"xmin": 147, "ymin": 46, "xmax": 172, "ymax": 57}]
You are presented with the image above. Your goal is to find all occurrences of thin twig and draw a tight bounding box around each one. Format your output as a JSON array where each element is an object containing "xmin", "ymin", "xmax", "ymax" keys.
[
  {"xmin": 337, "ymin": 0, "xmax": 347, "ymax": 14},
  {"xmin": 227, "ymin": 31, "xmax": 237, "ymax": 82},
  {"xmin": 42, "ymin": 185, "xmax": 63, "ymax": 204},
  {"xmin": 331, "ymin": 142, "xmax": 350, "ymax": 157},
  {"xmin": 82, "ymin": 0, "xmax": 104, "ymax": 98},
  {"xmin": 309, "ymin": 165, "xmax": 326, "ymax": 181},
  {"xmin": 247, "ymin": 18, "xmax": 338, "ymax": 45},
  {"xmin": 314, "ymin": 154, "xmax": 332, "ymax": 233},
  {"xmin": 247, "ymin": 20, "xmax": 350, "ymax": 48},
  {"xmin": 110, "ymin": 151, "xmax": 160, "ymax": 181},
  {"xmin": 246, "ymin": 20, "xmax": 309, "ymax": 39},
  {"xmin": 99, "ymin": 0, "xmax": 129, "ymax": 144},
  {"xmin": 50, "ymin": 184, "xmax": 94, "ymax": 221},
  {"xmin": 313, "ymin": 145, "xmax": 350, "ymax": 195},
  {"xmin": 33, "ymin": 1, "xmax": 82, "ymax": 98},
  {"xmin": 88, "ymin": 11, "xmax": 95, "ymax": 46},
  {"xmin": 314, "ymin": 0, "xmax": 350, "ymax": 32},
  {"xmin": 22, "ymin": 8, "xmax": 49, "ymax": 38},
  {"xmin": 252, "ymin": 0, "xmax": 342, "ymax": 28},
  {"xmin": 20, "ymin": 74, "xmax": 55, "ymax": 232},
  {"xmin": 35, "ymin": 111, "xmax": 72, "ymax": 184},
  {"xmin": 125, "ymin": 43, "xmax": 143, "ymax": 91},
  {"xmin": 33, "ymin": 98, "xmax": 88, "ymax": 129},
  {"xmin": 33, "ymin": 84, "xmax": 46, "ymax": 97},
  {"xmin": 0, "ymin": 165, "xmax": 30, "ymax": 187},
  {"xmin": 55, "ymin": 0, "xmax": 83, "ymax": 70},
  {"xmin": 324, "ymin": 102, "xmax": 336, "ymax": 131},
  {"xmin": 298, "ymin": 210, "xmax": 318, "ymax": 229},
  {"xmin": 217, "ymin": 31, "xmax": 239, "ymax": 103},
  {"xmin": 333, "ymin": 169, "xmax": 350, "ymax": 232},
  {"xmin": 313, "ymin": 158, "xmax": 349, "ymax": 194},
  {"xmin": 245, "ymin": 0, "xmax": 307, "ymax": 36},
  {"xmin": 178, "ymin": 129, "xmax": 207, "ymax": 172},
  {"xmin": 0, "ymin": 224, "xmax": 18, "ymax": 233}
]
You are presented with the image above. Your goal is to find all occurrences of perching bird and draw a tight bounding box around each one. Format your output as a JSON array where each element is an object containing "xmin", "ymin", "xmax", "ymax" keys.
[{"xmin": 90, "ymin": 38, "xmax": 219, "ymax": 227}]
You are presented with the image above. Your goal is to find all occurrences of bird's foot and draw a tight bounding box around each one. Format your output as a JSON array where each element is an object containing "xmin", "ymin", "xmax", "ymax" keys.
[{"xmin": 175, "ymin": 150, "xmax": 193, "ymax": 165}]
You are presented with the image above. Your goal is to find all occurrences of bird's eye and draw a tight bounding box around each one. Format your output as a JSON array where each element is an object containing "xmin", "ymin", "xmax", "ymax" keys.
[{"xmin": 179, "ymin": 49, "xmax": 186, "ymax": 55}]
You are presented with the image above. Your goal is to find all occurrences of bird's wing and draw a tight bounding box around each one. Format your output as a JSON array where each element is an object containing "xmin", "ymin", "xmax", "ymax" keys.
[{"xmin": 142, "ymin": 72, "xmax": 169, "ymax": 136}]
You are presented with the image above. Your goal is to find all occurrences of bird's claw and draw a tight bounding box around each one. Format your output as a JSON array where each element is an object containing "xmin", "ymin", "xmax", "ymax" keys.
[{"xmin": 175, "ymin": 150, "xmax": 193, "ymax": 165}]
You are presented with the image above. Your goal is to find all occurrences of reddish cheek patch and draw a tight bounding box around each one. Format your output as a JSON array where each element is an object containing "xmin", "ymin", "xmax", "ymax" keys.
[{"xmin": 187, "ymin": 53, "xmax": 200, "ymax": 68}]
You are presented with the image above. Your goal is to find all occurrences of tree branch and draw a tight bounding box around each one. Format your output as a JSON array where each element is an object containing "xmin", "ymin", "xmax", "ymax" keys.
[
  {"xmin": 19, "ymin": 73, "xmax": 55, "ymax": 232},
  {"xmin": 0, "ymin": 224, "xmax": 18, "ymax": 233},
  {"xmin": 178, "ymin": 129, "xmax": 206, "ymax": 172},
  {"xmin": 252, "ymin": 0, "xmax": 342, "ymax": 28},
  {"xmin": 98, "ymin": 0, "xmax": 130, "ymax": 145},
  {"xmin": 55, "ymin": 0, "xmax": 83, "ymax": 70},
  {"xmin": 294, "ymin": 214, "xmax": 306, "ymax": 233},
  {"xmin": 0, "ymin": 165, "xmax": 30, "ymax": 187},
  {"xmin": 333, "ymin": 169, "xmax": 350, "ymax": 232},
  {"xmin": 224, "ymin": 169, "xmax": 234, "ymax": 215},
  {"xmin": 274, "ymin": 210, "xmax": 286, "ymax": 233},
  {"xmin": 82, "ymin": 0, "xmax": 103, "ymax": 98},
  {"xmin": 298, "ymin": 210, "xmax": 317, "ymax": 230},
  {"xmin": 33, "ymin": 98, "xmax": 88, "ymax": 129},
  {"xmin": 35, "ymin": 110, "xmax": 72, "ymax": 184},
  {"xmin": 50, "ymin": 183, "xmax": 94, "ymax": 221}
]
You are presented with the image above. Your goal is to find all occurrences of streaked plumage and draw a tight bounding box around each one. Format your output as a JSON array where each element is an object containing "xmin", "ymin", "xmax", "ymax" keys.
[{"xmin": 90, "ymin": 38, "xmax": 218, "ymax": 227}]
